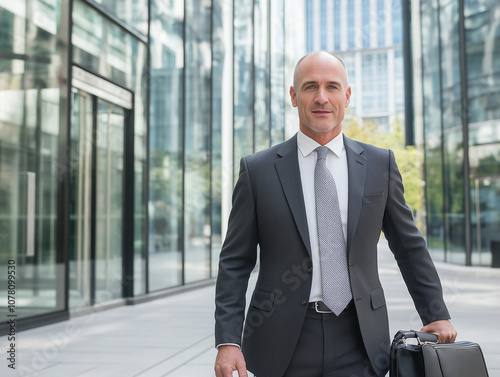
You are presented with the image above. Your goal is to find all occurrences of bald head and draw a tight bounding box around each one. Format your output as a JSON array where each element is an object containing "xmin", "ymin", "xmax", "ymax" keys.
[
  {"xmin": 293, "ymin": 51, "xmax": 349, "ymax": 89},
  {"xmin": 289, "ymin": 50, "xmax": 352, "ymax": 144}
]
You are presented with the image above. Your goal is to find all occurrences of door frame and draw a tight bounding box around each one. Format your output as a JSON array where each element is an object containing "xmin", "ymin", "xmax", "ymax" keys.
[{"xmin": 70, "ymin": 65, "xmax": 135, "ymax": 307}]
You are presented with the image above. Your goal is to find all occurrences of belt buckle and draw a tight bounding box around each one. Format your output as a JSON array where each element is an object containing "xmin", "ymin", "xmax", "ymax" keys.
[{"xmin": 314, "ymin": 301, "xmax": 332, "ymax": 314}]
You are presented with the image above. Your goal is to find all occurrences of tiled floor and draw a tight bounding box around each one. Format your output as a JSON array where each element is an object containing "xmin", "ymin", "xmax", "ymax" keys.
[{"xmin": 2, "ymin": 240, "xmax": 499, "ymax": 377}]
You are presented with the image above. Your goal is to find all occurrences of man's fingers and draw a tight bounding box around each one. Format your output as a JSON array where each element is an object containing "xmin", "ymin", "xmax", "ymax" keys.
[
  {"xmin": 214, "ymin": 345, "xmax": 248, "ymax": 377},
  {"xmin": 420, "ymin": 319, "xmax": 457, "ymax": 344},
  {"xmin": 215, "ymin": 363, "xmax": 248, "ymax": 377},
  {"xmin": 236, "ymin": 366, "xmax": 249, "ymax": 377},
  {"xmin": 438, "ymin": 330, "xmax": 457, "ymax": 344}
]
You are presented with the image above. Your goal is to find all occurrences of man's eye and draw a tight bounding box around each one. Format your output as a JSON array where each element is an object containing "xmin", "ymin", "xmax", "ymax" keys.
[
  {"xmin": 305, "ymin": 85, "xmax": 316, "ymax": 90},
  {"xmin": 328, "ymin": 85, "xmax": 337, "ymax": 89}
]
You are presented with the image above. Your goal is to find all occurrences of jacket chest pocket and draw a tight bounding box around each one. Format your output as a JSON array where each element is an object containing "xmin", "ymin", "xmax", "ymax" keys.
[{"xmin": 362, "ymin": 192, "xmax": 385, "ymax": 206}]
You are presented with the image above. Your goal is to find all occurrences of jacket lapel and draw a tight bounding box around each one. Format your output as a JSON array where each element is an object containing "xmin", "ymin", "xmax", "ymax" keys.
[
  {"xmin": 344, "ymin": 135, "xmax": 366, "ymax": 252},
  {"xmin": 274, "ymin": 134, "xmax": 312, "ymax": 256}
]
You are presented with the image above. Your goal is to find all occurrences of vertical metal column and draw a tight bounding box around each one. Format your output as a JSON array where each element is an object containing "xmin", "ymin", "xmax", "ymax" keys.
[
  {"xmin": 402, "ymin": 0, "xmax": 414, "ymax": 146},
  {"xmin": 58, "ymin": 0, "xmax": 73, "ymax": 316},
  {"xmin": 458, "ymin": 0, "xmax": 472, "ymax": 266},
  {"xmin": 122, "ymin": 104, "xmax": 135, "ymax": 297}
]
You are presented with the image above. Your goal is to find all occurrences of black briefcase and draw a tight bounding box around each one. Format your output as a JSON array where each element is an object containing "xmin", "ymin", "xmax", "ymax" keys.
[{"xmin": 390, "ymin": 330, "xmax": 489, "ymax": 377}]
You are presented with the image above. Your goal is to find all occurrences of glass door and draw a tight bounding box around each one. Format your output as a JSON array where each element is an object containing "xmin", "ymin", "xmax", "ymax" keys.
[
  {"xmin": 69, "ymin": 90, "xmax": 126, "ymax": 308},
  {"xmin": 95, "ymin": 100, "xmax": 124, "ymax": 303}
]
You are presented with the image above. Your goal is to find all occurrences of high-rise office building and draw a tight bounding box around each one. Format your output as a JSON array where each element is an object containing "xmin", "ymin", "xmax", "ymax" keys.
[
  {"xmin": 305, "ymin": 0, "xmax": 405, "ymax": 128},
  {"xmin": 411, "ymin": 0, "xmax": 500, "ymax": 267},
  {"xmin": 0, "ymin": 0, "xmax": 305, "ymax": 333}
]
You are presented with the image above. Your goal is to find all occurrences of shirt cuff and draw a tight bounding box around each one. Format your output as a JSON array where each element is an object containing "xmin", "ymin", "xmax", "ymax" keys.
[{"xmin": 216, "ymin": 343, "xmax": 241, "ymax": 350}]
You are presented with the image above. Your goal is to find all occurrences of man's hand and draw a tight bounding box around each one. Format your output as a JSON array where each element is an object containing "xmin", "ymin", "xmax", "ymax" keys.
[
  {"xmin": 420, "ymin": 319, "xmax": 457, "ymax": 343},
  {"xmin": 214, "ymin": 345, "xmax": 248, "ymax": 377}
]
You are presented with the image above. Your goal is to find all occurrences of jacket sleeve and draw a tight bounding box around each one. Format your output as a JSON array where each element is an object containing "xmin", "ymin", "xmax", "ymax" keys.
[
  {"xmin": 214, "ymin": 157, "xmax": 259, "ymax": 346},
  {"xmin": 382, "ymin": 149, "xmax": 451, "ymax": 325}
]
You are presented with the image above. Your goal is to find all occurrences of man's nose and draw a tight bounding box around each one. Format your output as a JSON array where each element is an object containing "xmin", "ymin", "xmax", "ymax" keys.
[{"xmin": 315, "ymin": 88, "xmax": 328, "ymax": 104}]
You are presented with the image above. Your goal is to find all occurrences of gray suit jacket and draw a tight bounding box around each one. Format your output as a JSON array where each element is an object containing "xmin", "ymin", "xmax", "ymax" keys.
[{"xmin": 215, "ymin": 134, "xmax": 450, "ymax": 377}]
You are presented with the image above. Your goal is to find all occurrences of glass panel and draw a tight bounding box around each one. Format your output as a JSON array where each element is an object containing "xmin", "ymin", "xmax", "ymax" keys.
[
  {"xmin": 184, "ymin": 0, "xmax": 211, "ymax": 283},
  {"xmin": 90, "ymin": 0, "xmax": 149, "ymax": 37},
  {"xmin": 72, "ymin": 0, "xmax": 146, "ymax": 90},
  {"xmin": 442, "ymin": 128, "xmax": 465, "ymax": 264},
  {"xmin": 134, "ymin": 145, "xmax": 147, "ymax": 295},
  {"xmin": 394, "ymin": 50, "xmax": 404, "ymax": 113},
  {"xmin": 470, "ymin": 174, "xmax": 500, "ymax": 266},
  {"xmin": 439, "ymin": 0, "xmax": 465, "ymax": 264},
  {"xmin": 421, "ymin": 0, "xmax": 442, "ymax": 137},
  {"xmin": 306, "ymin": 0, "xmax": 314, "ymax": 52},
  {"xmin": 465, "ymin": 0, "xmax": 500, "ymax": 266},
  {"xmin": 270, "ymin": 0, "xmax": 285, "ymax": 145},
  {"xmin": 362, "ymin": 0, "xmax": 370, "ymax": 48},
  {"xmin": 0, "ymin": 0, "xmax": 65, "ymax": 320},
  {"xmin": 211, "ymin": 0, "xmax": 225, "ymax": 278},
  {"xmin": 133, "ymin": 46, "xmax": 148, "ymax": 297},
  {"xmin": 334, "ymin": 0, "xmax": 341, "ymax": 51},
  {"xmin": 320, "ymin": 0, "xmax": 327, "ymax": 50},
  {"xmin": 421, "ymin": 0, "xmax": 444, "ymax": 260},
  {"xmin": 234, "ymin": 0, "xmax": 254, "ymax": 180},
  {"xmin": 347, "ymin": 1, "xmax": 355, "ymax": 49},
  {"xmin": 377, "ymin": 0, "xmax": 385, "ymax": 46},
  {"xmin": 392, "ymin": 0, "xmax": 403, "ymax": 45},
  {"xmin": 72, "ymin": 0, "xmax": 147, "ymax": 298},
  {"xmin": 254, "ymin": 0, "xmax": 270, "ymax": 152},
  {"xmin": 95, "ymin": 100, "xmax": 124, "ymax": 303},
  {"xmin": 424, "ymin": 139, "xmax": 446, "ymax": 261},
  {"xmin": 148, "ymin": 0, "xmax": 184, "ymax": 290},
  {"xmin": 362, "ymin": 53, "xmax": 387, "ymax": 113}
]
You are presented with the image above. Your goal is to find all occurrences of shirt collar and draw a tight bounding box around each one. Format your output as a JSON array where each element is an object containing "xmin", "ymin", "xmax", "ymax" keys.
[{"xmin": 297, "ymin": 130, "xmax": 344, "ymax": 158}]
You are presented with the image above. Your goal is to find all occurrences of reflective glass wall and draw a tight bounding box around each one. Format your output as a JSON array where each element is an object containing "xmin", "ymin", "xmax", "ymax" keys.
[
  {"xmin": 211, "ymin": 0, "xmax": 228, "ymax": 278},
  {"xmin": 148, "ymin": 0, "xmax": 184, "ymax": 290},
  {"xmin": 233, "ymin": 0, "xmax": 254, "ymax": 178},
  {"xmin": 305, "ymin": 0, "xmax": 405, "ymax": 128},
  {"xmin": 419, "ymin": 0, "xmax": 500, "ymax": 266},
  {"xmin": 70, "ymin": 0, "xmax": 148, "ymax": 307},
  {"xmin": 0, "ymin": 0, "xmax": 301, "ymax": 331},
  {"xmin": 184, "ymin": 0, "xmax": 212, "ymax": 283},
  {"xmin": 148, "ymin": 0, "xmax": 294, "ymax": 293},
  {"xmin": 0, "ymin": 0, "xmax": 66, "ymax": 320},
  {"xmin": 232, "ymin": 0, "xmax": 288, "ymax": 179},
  {"xmin": 465, "ymin": 0, "xmax": 500, "ymax": 266}
]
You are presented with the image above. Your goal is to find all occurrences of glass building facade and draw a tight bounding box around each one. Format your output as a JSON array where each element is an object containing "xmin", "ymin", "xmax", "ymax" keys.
[
  {"xmin": 415, "ymin": 0, "xmax": 500, "ymax": 266},
  {"xmin": 0, "ymin": 0, "xmax": 305, "ymax": 332},
  {"xmin": 305, "ymin": 0, "xmax": 405, "ymax": 129}
]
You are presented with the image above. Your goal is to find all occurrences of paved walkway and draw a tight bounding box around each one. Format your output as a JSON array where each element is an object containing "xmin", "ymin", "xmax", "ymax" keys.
[{"xmin": 2, "ymin": 240, "xmax": 499, "ymax": 377}]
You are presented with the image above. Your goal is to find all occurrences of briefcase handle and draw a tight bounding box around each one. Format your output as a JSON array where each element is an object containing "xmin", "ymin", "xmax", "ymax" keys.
[{"xmin": 393, "ymin": 330, "xmax": 439, "ymax": 345}]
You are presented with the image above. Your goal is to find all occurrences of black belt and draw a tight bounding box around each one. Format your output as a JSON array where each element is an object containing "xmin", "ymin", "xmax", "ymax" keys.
[{"xmin": 308, "ymin": 300, "xmax": 353, "ymax": 314}]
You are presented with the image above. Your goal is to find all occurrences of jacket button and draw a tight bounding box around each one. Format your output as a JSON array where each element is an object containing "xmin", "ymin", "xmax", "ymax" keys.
[
  {"xmin": 308, "ymin": 266, "xmax": 313, "ymax": 272},
  {"xmin": 301, "ymin": 299, "xmax": 308, "ymax": 305}
]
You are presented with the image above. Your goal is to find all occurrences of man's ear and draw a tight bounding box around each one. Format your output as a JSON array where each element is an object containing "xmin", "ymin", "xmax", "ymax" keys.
[
  {"xmin": 289, "ymin": 86, "xmax": 298, "ymax": 107},
  {"xmin": 345, "ymin": 86, "xmax": 352, "ymax": 107}
]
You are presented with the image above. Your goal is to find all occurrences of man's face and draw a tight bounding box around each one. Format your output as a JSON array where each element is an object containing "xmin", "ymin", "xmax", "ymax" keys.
[{"xmin": 290, "ymin": 52, "xmax": 351, "ymax": 143}]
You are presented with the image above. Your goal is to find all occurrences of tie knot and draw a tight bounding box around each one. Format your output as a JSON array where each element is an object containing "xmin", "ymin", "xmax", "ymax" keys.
[{"xmin": 315, "ymin": 146, "xmax": 329, "ymax": 161}]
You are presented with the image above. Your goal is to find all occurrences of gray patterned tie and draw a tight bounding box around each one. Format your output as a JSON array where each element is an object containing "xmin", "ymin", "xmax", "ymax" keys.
[{"xmin": 314, "ymin": 146, "xmax": 352, "ymax": 315}]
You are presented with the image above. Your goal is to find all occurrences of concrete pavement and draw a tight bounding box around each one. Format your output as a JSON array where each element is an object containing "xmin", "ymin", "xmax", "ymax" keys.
[{"xmin": 2, "ymin": 239, "xmax": 499, "ymax": 376}]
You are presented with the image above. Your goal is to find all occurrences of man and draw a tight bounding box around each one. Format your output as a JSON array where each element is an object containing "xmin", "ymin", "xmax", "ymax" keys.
[{"xmin": 214, "ymin": 51, "xmax": 456, "ymax": 377}]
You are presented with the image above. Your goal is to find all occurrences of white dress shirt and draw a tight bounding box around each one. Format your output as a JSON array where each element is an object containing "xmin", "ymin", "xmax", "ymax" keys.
[{"xmin": 297, "ymin": 130, "xmax": 349, "ymax": 303}]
